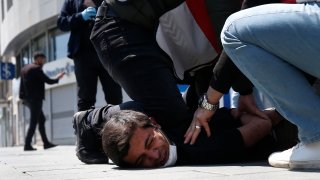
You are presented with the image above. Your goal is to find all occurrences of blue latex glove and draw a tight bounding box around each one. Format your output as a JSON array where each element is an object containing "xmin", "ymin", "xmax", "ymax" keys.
[{"xmin": 81, "ymin": 7, "xmax": 97, "ymax": 21}]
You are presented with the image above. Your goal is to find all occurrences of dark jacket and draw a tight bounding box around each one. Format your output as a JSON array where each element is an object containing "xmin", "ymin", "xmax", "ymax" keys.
[
  {"xmin": 166, "ymin": 108, "xmax": 248, "ymax": 165},
  {"xmin": 57, "ymin": 0, "xmax": 103, "ymax": 59},
  {"xmin": 19, "ymin": 64, "xmax": 59, "ymax": 100},
  {"xmin": 105, "ymin": 0, "xmax": 316, "ymax": 96},
  {"xmin": 104, "ymin": 0, "xmax": 255, "ymax": 95}
]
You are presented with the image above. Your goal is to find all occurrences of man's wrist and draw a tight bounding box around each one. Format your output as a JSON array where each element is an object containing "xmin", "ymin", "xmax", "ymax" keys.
[
  {"xmin": 206, "ymin": 87, "xmax": 223, "ymax": 105},
  {"xmin": 198, "ymin": 93, "xmax": 219, "ymax": 111}
]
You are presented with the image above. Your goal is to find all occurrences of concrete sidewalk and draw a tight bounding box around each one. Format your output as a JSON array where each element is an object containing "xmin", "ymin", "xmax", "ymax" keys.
[{"xmin": 1, "ymin": 145, "xmax": 319, "ymax": 180}]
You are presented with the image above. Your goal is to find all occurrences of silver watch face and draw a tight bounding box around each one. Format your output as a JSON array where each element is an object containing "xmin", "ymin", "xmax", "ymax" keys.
[
  {"xmin": 199, "ymin": 94, "xmax": 218, "ymax": 111},
  {"xmin": 203, "ymin": 101, "xmax": 214, "ymax": 110}
]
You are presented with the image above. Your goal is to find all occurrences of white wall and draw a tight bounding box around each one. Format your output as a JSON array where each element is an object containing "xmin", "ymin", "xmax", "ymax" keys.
[{"xmin": 0, "ymin": 0, "xmax": 64, "ymax": 54}]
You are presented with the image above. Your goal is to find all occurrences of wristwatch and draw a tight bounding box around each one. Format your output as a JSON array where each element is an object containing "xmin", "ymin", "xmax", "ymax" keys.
[{"xmin": 198, "ymin": 93, "xmax": 219, "ymax": 111}]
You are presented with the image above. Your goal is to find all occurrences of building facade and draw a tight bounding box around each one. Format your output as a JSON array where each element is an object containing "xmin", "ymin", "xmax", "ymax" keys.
[
  {"xmin": 0, "ymin": 0, "xmax": 129, "ymax": 147},
  {"xmin": 0, "ymin": 0, "xmax": 273, "ymax": 148}
]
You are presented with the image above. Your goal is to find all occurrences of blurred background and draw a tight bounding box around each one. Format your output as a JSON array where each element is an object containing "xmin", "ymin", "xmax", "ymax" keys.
[{"xmin": 0, "ymin": 0, "xmax": 133, "ymax": 147}]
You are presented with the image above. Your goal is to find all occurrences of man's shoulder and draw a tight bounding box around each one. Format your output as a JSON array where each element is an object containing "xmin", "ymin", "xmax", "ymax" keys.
[
  {"xmin": 23, "ymin": 63, "xmax": 38, "ymax": 68},
  {"xmin": 21, "ymin": 64, "xmax": 42, "ymax": 74},
  {"xmin": 106, "ymin": 0, "xmax": 184, "ymax": 29},
  {"xmin": 29, "ymin": 64, "xmax": 41, "ymax": 69}
]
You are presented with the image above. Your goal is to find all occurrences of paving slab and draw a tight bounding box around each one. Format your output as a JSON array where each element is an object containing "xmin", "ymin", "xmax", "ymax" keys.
[{"xmin": 1, "ymin": 146, "xmax": 319, "ymax": 180}]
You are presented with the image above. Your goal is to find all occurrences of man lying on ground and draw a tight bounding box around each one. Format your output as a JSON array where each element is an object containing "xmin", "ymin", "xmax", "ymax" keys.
[{"xmin": 74, "ymin": 102, "xmax": 295, "ymax": 168}]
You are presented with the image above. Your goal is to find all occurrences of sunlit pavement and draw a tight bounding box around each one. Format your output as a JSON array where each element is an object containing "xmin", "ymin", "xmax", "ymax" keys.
[{"xmin": 1, "ymin": 145, "xmax": 319, "ymax": 180}]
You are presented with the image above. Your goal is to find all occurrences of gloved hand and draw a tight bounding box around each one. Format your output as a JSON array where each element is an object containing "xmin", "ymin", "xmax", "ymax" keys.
[{"xmin": 81, "ymin": 7, "xmax": 97, "ymax": 21}]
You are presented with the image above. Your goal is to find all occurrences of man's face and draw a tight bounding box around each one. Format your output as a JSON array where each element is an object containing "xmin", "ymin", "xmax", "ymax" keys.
[
  {"xmin": 123, "ymin": 127, "xmax": 170, "ymax": 168},
  {"xmin": 35, "ymin": 57, "xmax": 46, "ymax": 66}
]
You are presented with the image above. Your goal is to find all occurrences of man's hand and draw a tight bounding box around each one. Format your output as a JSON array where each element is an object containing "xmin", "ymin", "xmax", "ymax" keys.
[
  {"xmin": 81, "ymin": 7, "xmax": 97, "ymax": 21},
  {"xmin": 184, "ymin": 108, "xmax": 215, "ymax": 145},
  {"xmin": 236, "ymin": 94, "xmax": 269, "ymax": 120},
  {"xmin": 184, "ymin": 87, "xmax": 223, "ymax": 145},
  {"xmin": 56, "ymin": 71, "xmax": 65, "ymax": 79}
]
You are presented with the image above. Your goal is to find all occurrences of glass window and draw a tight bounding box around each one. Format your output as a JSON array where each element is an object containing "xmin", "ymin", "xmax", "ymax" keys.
[
  {"xmin": 32, "ymin": 34, "xmax": 47, "ymax": 55},
  {"xmin": 49, "ymin": 28, "xmax": 69, "ymax": 61},
  {"xmin": 0, "ymin": 82, "xmax": 5, "ymax": 99},
  {"xmin": 6, "ymin": 0, "xmax": 12, "ymax": 10},
  {"xmin": 21, "ymin": 46, "xmax": 31, "ymax": 66},
  {"xmin": 15, "ymin": 54, "xmax": 21, "ymax": 77},
  {"xmin": 1, "ymin": 0, "xmax": 4, "ymax": 21},
  {"xmin": 16, "ymin": 44, "xmax": 31, "ymax": 77}
]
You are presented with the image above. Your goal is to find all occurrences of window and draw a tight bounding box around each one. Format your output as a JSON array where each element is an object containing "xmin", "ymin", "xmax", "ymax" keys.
[
  {"xmin": 1, "ymin": 0, "xmax": 4, "ymax": 21},
  {"xmin": 15, "ymin": 26, "xmax": 71, "ymax": 74},
  {"xmin": 21, "ymin": 46, "xmax": 31, "ymax": 66},
  {"xmin": 32, "ymin": 34, "xmax": 47, "ymax": 55},
  {"xmin": 15, "ymin": 54, "xmax": 21, "ymax": 77},
  {"xmin": 0, "ymin": 82, "xmax": 5, "ymax": 99},
  {"xmin": 16, "ymin": 45, "xmax": 31, "ymax": 77},
  {"xmin": 6, "ymin": 0, "xmax": 12, "ymax": 10},
  {"xmin": 49, "ymin": 28, "xmax": 69, "ymax": 61}
]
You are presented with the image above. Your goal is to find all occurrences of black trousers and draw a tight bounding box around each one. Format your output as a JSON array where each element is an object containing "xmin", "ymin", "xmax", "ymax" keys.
[
  {"xmin": 24, "ymin": 99, "xmax": 49, "ymax": 146},
  {"xmin": 91, "ymin": 16, "xmax": 213, "ymax": 129},
  {"xmin": 73, "ymin": 47, "xmax": 123, "ymax": 111}
]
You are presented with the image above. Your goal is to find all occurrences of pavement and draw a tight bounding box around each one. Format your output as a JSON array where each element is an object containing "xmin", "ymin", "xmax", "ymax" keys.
[{"xmin": 1, "ymin": 145, "xmax": 320, "ymax": 180}]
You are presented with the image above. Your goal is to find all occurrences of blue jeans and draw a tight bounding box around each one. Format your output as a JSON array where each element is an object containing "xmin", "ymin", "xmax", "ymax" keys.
[{"xmin": 222, "ymin": 3, "xmax": 320, "ymax": 143}]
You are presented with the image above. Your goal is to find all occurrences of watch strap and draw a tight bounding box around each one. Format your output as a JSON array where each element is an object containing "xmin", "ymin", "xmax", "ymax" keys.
[{"xmin": 199, "ymin": 93, "xmax": 219, "ymax": 111}]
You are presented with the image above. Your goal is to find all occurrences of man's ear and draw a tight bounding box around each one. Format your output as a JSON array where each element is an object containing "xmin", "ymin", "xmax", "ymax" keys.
[{"xmin": 149, "ymin": 117, "xmax": 161, "ymax": 129}]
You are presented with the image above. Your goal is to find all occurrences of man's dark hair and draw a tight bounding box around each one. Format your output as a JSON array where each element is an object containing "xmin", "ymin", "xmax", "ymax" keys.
[
  {"xmin": 101, "ymin": 110, "xmax": 155, "ymax": 167},
  {"xmin": 33, "ymin": 51, "xmax": 46, "ymax": 61}
]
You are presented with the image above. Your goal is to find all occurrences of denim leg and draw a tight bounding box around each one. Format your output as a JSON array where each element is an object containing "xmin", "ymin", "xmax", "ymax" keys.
[{"xmin": 222, "ymin": 3, "xmax": 320, "ymax": 143}]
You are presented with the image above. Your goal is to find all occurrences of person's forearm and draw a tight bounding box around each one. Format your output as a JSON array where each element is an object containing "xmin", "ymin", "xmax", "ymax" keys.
[
  {"xmin": 209, "ymin": 51, "xmax": 235, "ymax": 94},
  {"xmin": 206, "ymin": 86, "xmax": 223, "ymax": 105},
  {"xmin": 210, "ymin": 51, "xmax": 253, "ymax": 95}
]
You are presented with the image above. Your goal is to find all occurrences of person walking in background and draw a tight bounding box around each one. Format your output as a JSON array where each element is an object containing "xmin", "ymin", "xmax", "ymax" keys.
[
  {"xmin": 19, "ymin": 52, "xmax": 65, "ymax": 151},
  {"xmin": 57, "ymin": 0, "xmax": 122, "ymax": 111}
]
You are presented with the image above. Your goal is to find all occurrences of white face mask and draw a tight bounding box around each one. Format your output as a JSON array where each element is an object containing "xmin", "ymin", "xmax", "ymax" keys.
[{"xmin": 162, "ymin": 144, "xmax": 177, "ymax": 167}]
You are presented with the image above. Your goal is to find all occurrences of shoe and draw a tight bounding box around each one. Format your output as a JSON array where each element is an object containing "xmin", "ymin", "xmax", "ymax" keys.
[
  {"xmin": 44, "ymin": 142, "xmax": 58, "ymax": 149},
  {"xmin": 268, "ymin": 141, "xmax": 320, "ymax": 169},
  {"xmin": 24, "ymin": 145, "xmax": 37, "ymax": 151},
  {"xmin": 73, "ymin": 110, "xmax": 109, "ymax": 164}
]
